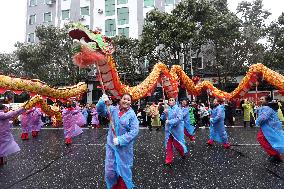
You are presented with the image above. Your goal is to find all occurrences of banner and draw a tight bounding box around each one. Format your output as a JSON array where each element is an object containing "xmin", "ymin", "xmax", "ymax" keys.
[
  {"xmin": 235, "ymin": 91, "xmax": 271, "ymax": 108},
  {"xmin": 273, "ymin": 90, "xmax": 284, "ymax": 101}
]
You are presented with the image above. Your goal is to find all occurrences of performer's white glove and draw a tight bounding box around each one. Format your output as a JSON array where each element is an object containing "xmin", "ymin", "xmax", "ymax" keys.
[
  {"xmin": 102, "ymin": 94, "xmax": 109, "ymax": 102},
  {"xmin": 210, "ymin": 118, "xmax": 213, "ymax": 123},
  {"xmin": 165, "ymin": 120, "xmax": 169, "ymax": 125},
  {"xmin": 73, "ymin": 39, "xmax": 79, "ymax": 43},
  {"xmin": 113, "ymin": 137, "xmax": 119, "ymax": 146}
]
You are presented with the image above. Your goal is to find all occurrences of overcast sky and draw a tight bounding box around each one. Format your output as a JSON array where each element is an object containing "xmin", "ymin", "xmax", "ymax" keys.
[{"xmin": 0, "ymin": 0, "xmax": 283, "ymax": 53}]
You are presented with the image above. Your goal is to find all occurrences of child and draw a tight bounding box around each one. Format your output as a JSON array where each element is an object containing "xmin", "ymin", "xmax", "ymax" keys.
[{"xmin": 91, "ymin": 104, "xmax": 99, "ymax": 128}]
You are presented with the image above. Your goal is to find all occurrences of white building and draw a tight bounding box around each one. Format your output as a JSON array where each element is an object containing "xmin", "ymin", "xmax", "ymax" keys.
[{"xmin": 26, "ymin": 0, "xmax": 182, "ymax": 43}]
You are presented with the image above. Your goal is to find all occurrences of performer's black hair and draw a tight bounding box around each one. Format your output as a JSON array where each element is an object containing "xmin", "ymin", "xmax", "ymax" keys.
[
  {"xmin": 181, "ymin": 99, "xmax": 189, "ymax": 106},
  {"xmin": 121, "ymin": 93, "xmax": 132, "ymax": 101},
  {"xmin": 0, "ymin": 103, "xmax": 6, "ymax": 110},
  {"xmin": 263, "ymin": 95, "xmax": 271, "ymax": 102},
  {"xmin": 268, "ymin": 99, "xmax": 279, "ymax": 111},
  {"xmin": 215, "ymin": 98, "xmax": 224, "ymax": 104}
]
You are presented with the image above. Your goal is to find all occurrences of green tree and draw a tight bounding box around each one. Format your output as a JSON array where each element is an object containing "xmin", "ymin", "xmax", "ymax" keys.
[
  {"xmin": 140, "ymin": 0, "xmax": 243, "ymax": 90},
  {"xmin": 265, "ymin": 12, "xmax": 284, "ymax": 71},
  {"xmin": 0, "ymin": 53, "xmax": 20, "ymax": 76},
  {"xmin": 111, "ymin": 35, "xmax": 144, "ymax": 85},
  {"xmin": 139, "ymin": 2, "xmax": 196, "ymax": 69},
  {"xmin": 196, "ymin": 0, "xmax": 242, "ymax": 89},
  {"xmin": 15, "ymin": 25, "xmax": 88, "ymax": 86},
  {"xmin": 236, "ymin": 0, "xmax": 271, "ymax": 65}
]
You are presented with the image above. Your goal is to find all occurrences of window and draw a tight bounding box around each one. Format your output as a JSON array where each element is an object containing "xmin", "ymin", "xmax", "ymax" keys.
[
  {"xmin": 62, "ymin": 9, "xmax": 70, "ymax": 20},
  {"xmin": 191, "ymin": 57, "xmax": 203, "ymax": 69},
  {"xmin": 118, "ymin": 27, "xmax": 129, "ymax": 37},
  {"xmin": 105, "ymin": 0, "xmax": 115, "ymax": 16},
  {"xmin": 105, "ymin": 19, "xmax": 116, "ymax": 36},
  {"xmin": 208, "ymin": 60, "xmax": 214, "ymax": 66},
  {"xmin": 29, "ymin": 0, "xmax": 37, "ymax": 6},
  {"xmin": 44, "ymin": 12, "xmax": 52, "ymax": 22},
  {"xmin": 144, "ymin": 0, "xmax": 154, "ymax": 7},
  {"xmin": 45, "ymin": 0, "xmax": 55, "ymax": 4},
  {"xmin": 80, "ymin": 6, "xmax": 89, "ymax": 16},
  {"xmin": 117, "ymin": 0, "xmax": 128, "ymax": 4},
  {"xmin": 117, "ymin": 7, "xmax": 129, "ymax": 25},
  {"xmin": 27, "ymin": 33, "xmax": 35, "ymax": 43},
  {"xmin": 165, "ymin": 0, "xmax": 174, "ymax": 5},
  {"xmin": 29, "ymin": 14, "xmax": 36, "ymax": 25}
]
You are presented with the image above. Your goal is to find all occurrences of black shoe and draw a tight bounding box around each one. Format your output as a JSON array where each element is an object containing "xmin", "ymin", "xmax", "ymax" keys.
[
  {"xmin": 268, "ymin": 155, "xmax": 283, "ymax": 163},
  {"xmin": 164, "ymin": 162, "xmax": 172, "ymax": 167},
  {"xmin": 181, "ymin": 153, "xmax": 189, "ymax": 160}
]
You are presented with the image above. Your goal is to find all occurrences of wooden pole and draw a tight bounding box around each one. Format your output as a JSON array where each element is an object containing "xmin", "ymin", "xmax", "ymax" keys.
[
  {"xmin": 161, "ymin": 75, "xmax": 168, "ymax": 121},
  {"xmin": 96, "ymin": 65, "xmax": 117, "ymax": 137}
]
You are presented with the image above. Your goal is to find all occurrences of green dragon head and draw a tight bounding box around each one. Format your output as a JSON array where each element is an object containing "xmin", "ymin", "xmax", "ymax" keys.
[{"xmin": 69, "ymin": 22, "xmax": 113, "ymax": 55}]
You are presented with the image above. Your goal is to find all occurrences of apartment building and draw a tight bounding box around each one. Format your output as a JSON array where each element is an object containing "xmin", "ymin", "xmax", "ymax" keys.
[{"xmin": 25, "ymin": 0, "xmax": 182, "ymax": 43}]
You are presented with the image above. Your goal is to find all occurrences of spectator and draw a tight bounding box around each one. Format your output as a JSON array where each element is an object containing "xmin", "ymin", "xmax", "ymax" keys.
[
  {"xmin": 224, "ymin": 100, "xmax": 235, "ymax": 126},
  {"xmin": 149, "ymin": 102, "xmax": 161, "ymax": 131},
  {"xmin": 144, "ymin": 103, "xmax": 152, "ymax": 131},
  {"xmin": 242, "ymin": 99, "xmax": 255, "ymax": 127},
  {"xmin": 200, "ymin": 103, "xmax": 210, "ymax": 127}
]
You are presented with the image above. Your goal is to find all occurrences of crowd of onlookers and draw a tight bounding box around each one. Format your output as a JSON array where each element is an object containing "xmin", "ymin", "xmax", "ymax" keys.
[
  {"xmin": 10, "ymin": 97, "xmax": 284, "ymax": 129},
  {"xmin": 136, "ymin": 100, "xmax": 212, "ymax": 130},
  {"xmin": 135, "ymin": 98, "xmax": 284, "ymax": 130}
]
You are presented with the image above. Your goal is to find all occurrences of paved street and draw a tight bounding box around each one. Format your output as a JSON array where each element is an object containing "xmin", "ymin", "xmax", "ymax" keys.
[{"xmin": 1, "ymin": 127, "xmax": 284, "ymax": 189}]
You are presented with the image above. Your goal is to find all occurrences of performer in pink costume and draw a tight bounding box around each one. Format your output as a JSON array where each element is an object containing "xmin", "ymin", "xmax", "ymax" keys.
[
  {"xmin": 0, "ymin": 103, "xmax": 25, "ymax": 166},
  {"xmin": 20, "ymin": 107, "xmax": 43, "ymax": 139},
  {"xmin": 62, "ymin": 102, "xmax": 83, "ymax": 145},
  {"xmin": 91, "ymin": 105, "xmax": 99, "ymax": 128}
]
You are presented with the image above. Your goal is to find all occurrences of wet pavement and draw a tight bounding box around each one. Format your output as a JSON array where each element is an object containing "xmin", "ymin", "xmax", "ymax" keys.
[{"xmin": 1, "ymin": 126, "xmax": 284, "ymax": 189}]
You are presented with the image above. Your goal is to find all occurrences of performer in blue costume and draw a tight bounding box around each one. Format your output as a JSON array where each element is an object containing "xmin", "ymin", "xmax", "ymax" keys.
[
  {"xmin": 256, "ymin": 96, "xmax": 284, "ymax": 162},
  {"xmin": 207, "ymin": 98, "xmax": 231, "ymax": 149},
  {"xmin": 161, "ymin": 98, "xmax": 188, "ymax": 165},
  {"xmin": 96, "ymin": 93, "xmax": 139, "ymax": 189},
  {"xmin": 181, "ymin": 99, "xmax": 196, "ymax": 141}
]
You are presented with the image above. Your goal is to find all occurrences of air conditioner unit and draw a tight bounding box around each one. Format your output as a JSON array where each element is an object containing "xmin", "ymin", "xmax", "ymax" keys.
[
  {"xmin": 46, "ymin": 0, "xmax": 55, "ymax": 5},
  {"xmin": 98, "ymin": 9, "xmax": 103, "ymax": 14},
  {"xmin": 79, "ymin": 15, "xmax": 86, "ymax": 21}
]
